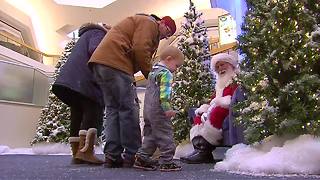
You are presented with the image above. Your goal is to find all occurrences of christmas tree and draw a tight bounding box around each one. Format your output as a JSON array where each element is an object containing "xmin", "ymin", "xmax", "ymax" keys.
[
  {"xmin": 235, "ymin": 0, "xmax": 320, "ymax": 143},
  {"xmin": 171, "ymin": 0, "xmax": 213, "ymax": 143},
  {"xmin": 31, "ymin": 39, "xmax": 76, "ymax": 144}
]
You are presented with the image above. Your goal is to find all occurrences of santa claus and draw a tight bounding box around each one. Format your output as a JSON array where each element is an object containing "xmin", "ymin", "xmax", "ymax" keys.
[{"xmin": 180, "ymin": 53, "xmax": 239, "ymax": 164}]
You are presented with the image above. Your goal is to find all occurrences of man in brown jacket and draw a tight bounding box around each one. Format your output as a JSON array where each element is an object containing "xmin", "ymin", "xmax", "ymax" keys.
[{"xmin": 89, "ymin": 14, "xmax": 176, "ymax": 168}]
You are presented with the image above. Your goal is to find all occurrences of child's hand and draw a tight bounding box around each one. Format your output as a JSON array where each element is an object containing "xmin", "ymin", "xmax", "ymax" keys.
[{"xmin": 165, "ymin": 110, "xmax": 176, "ymax": 118}]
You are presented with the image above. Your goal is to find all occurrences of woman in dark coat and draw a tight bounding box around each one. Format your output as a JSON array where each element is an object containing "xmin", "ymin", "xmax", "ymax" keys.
[{"xmin": 52, "ymin": 23, "xmax": 110, "ymax": 165}]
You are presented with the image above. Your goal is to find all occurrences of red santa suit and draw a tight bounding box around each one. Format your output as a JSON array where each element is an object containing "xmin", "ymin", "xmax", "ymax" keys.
[
  {"xmin": 190, "ymin": 83, "xmax": 238, "ymax": 145},
  {"xmin": 181, "ymin": 53, "xmax": 239, "ymax": 164},
  {"xmin": 189, "ymin": 53, "xmax": 239, "ymax": 146}
]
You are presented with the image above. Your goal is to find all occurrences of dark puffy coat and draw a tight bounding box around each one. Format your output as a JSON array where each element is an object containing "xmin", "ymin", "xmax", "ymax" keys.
[{"xmin": 52, "ymin": 24, "xmax": 107, "ymax": 106}]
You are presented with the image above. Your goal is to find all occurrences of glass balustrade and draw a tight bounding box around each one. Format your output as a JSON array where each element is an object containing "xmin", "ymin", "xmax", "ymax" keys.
[{"xmin": 0, "ymin": 60, "xmax": 53, "ymax": 106}]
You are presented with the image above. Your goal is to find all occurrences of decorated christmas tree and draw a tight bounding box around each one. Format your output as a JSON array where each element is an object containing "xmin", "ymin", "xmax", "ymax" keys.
[
  {"xmin": 31, "ymin": 39, "xmax": 76, "ymax": 144},
  {"xmin": 235, "ymin": 0, "xmax": 320, "ymax": 143},
  {"xmin": 171, "ymin": 0, "xmax": 213, "ymax": 143}
]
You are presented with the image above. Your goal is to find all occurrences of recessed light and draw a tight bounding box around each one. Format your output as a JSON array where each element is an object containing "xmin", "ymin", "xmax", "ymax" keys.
[{"xmin": 54, "ymin": 0, "xmax": 117, "ymax": 8}]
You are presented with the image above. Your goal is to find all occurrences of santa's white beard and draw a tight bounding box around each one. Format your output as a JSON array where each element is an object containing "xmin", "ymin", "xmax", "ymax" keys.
[{"xmin": 216, "ymin": 67, "xmax": 236, "ymax": 90}]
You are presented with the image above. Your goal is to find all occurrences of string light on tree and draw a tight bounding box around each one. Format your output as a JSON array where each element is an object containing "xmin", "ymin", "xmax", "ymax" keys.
[
  {"xmin": 171, "ymin": 0, "xmax": 213, "ymax": 143},
  {"xmin": 32, "ymin": 40, "xmax": 76, "ymax": 144},
  {"xmin": 234, "ymin": 0, "xmax": 320, "ymax": 143}
]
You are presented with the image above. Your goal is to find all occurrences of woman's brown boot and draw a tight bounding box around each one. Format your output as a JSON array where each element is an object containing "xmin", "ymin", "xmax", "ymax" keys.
[
  {"xmin": 75, "ymin": 128, "xmax": 104, "ymax": 165},
  {"xmin": 69, "ymin": 137, "xmax": 84, "ymax": 164}
]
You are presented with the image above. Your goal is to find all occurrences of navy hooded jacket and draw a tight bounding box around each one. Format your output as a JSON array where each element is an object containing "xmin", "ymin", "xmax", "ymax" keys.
[{"xmin": 52, "ymin": 23, "xmax": 107, "ymax": 106}]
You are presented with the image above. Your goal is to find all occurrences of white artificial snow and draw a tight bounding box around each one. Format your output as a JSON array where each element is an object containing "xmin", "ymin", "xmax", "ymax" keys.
[
  {"xmin": 32, "ymin": 143, "xmax": 70, "ymax": 155},
  {"xmin": 0, "ymin": 145, "xmax": 33, "ymax": 155},
  {"xmin": 0, "ymin": 143, "xmax": 103, "ymax": 155},
  {"xmin": 214, "ymin": 134, "xmax": 320, "ymax": 175},
  {"xmin": 0, "ymin": 145, "xmax": 10, "ymax": 154},
  {"xmin": 174, "ymin": 143, "xmax": 193, "ymax": 159}
]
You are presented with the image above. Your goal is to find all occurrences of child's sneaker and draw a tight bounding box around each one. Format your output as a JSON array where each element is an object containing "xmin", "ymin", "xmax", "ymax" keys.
[
  {"xmin": 133, "ymin": 156, "xmax": 157, "ymax": 171},
  {"xmin": 159, "ymin": 162, "xmax": 182, "ymax": 172},
  {"xmin": 150, "ymin": 158, "xmax": 160, "ymax": 166}
]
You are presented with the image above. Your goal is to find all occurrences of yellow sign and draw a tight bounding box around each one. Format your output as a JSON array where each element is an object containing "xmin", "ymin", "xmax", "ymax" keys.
[{"xmin": 218, "ymin": 14, "xmax": 237, "ymax": 45}]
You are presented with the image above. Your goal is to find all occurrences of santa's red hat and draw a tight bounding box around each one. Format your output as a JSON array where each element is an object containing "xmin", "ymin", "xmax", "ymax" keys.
[{"xmin": 210, "ymin": 53, "xmax": 238, "ymax": 71}]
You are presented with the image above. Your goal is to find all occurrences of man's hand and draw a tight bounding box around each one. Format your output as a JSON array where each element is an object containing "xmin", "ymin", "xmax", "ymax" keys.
[{"xmin": 165, "ymin": 110, "xmax": 176, "ymax": 118}]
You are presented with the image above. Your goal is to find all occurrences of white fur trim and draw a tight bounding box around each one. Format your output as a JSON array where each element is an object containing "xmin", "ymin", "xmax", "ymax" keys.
[
  {"xmin": 195, "ymin": 104, "xmax": 210, "ymax": 115},
  {"xmin": 207, "ymin": 104, "xmax": 215, "ymax": 115},
  {"xmin": 210, "ymin": 99, "xmax": 215, "ymax": 106},
  {"xmin": 79, "ymin": 130, "xmax": 87, "ymax": 136},
  {"xmin": 215, "ymin": 87, "xmax": 224, "ymax": 98},
  {"xmin": 190, "ymin": 124, "xmax": 203, "ymax": 141},
  {"xmin": 199, "ymin": 120, "xmax": 222, "ymax": 145},
  {"xmin": 210, "ymin": 53, "xmax": 238, "ymax": 70},
  {"xmin": 212, "ymin": 95, "xmax": 232, "ymax": 108},
  {"xmin": 68, "ymin": 137, "xmax": 80, "ymax": 143},
  {"xmin": 80, "ymin": 128, "xmax": 97, "ymax": 152}
]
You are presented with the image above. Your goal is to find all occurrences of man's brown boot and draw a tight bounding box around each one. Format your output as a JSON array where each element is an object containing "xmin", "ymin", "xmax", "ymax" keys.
[
  {"xmin": 68, "ymin": 137, "xmax": 83, "ymax": 164},
  {"xmin": 75, "ymin": 128, "xmax": 104, "ymax": 165}
]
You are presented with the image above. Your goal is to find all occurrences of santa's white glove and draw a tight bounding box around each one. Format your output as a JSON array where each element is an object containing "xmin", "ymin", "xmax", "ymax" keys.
[
  {"xmin": 211, "ymin": 95, "xmax": 232, "ymax": 108},
  {"xmin": 195, "ymin": 104, "xmax": 210, "ymax": 116}
]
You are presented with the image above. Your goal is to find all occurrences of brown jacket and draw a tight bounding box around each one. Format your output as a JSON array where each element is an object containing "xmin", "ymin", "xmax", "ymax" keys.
[{"xmin": 88, "ymin": 14, "xmax": 160, "ymax": 78}]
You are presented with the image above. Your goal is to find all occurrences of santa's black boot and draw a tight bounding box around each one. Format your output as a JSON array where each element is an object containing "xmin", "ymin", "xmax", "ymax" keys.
[
  {"xmin": 180, "ymin": 136, "xmax": 215, "ymax": 164},
  {"xmin": 180, "ymin": 136, "xmax": 201, "ymax": 161}
]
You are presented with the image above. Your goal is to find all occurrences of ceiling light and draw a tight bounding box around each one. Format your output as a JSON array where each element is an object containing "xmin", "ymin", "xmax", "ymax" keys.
[{"xmin": 54, "ymin": 0, "xmax": 117, "ymax": 8}]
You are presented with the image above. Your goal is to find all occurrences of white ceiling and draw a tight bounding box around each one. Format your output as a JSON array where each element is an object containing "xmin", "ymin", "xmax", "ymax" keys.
[
  {"xmin": 53, "ymin": 0, "xmax": 213, "ymax": 34},
  {"xmin": 3, "ymin": 0, "xmax": 225, "ymax": 54},
  {"xmin": 53, "ymin": 0, "xmax": 118, "ymax": 8}
]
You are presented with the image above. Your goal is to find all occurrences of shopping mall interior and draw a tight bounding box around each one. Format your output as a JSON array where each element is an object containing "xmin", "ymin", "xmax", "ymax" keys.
[
  {"xmin": 1, "ymin": 1, "xmax": 320, "ymax": 178},
  {"xmin": 0, "ymin": 0, "xmax": 246, "ymax": 148}
]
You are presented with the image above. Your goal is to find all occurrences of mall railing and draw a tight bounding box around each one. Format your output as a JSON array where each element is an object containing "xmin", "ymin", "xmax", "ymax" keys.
[
  {"xmin": 0, "ymin": 59, "xmax": 53, "ymax": 106},
  {"xmin": 0, "ymin": 33, "xmax": 60, "ymax": 66},
  {"xmin": 0, "ymin": 31, "xmax": 236, "ymax": 82}
]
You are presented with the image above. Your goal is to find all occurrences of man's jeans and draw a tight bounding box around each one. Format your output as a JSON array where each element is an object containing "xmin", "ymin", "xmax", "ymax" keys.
[{"xmin": 92, "ymin": 64, "xmax": 141, "ymax": 159}]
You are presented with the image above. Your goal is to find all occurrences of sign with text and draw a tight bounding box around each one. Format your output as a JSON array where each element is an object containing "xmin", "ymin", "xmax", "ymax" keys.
[{"xmin": 218, "ymin": 14, "xmax": 237, "ymax": 45}]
